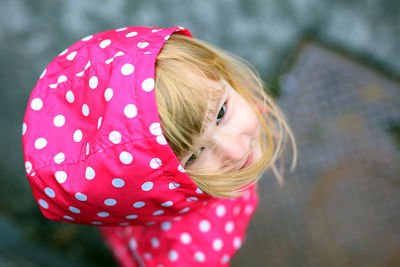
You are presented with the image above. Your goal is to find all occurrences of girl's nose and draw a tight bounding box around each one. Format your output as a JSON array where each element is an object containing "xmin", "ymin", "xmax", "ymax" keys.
[{"xmin": 217, "ymin": 134, "xmax": 247, "ymax": 167}]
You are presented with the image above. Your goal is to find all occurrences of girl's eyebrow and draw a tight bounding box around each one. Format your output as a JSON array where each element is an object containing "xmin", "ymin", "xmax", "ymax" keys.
[{"xmin": 207, "ymin": 83, "xmax": 228, "ymax": 122}]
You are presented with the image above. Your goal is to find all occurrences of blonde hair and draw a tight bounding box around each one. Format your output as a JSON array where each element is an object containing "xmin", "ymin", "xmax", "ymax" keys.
[{"xmin": 155, "ymin": 33, "xmax": 297, "ymax": 198}]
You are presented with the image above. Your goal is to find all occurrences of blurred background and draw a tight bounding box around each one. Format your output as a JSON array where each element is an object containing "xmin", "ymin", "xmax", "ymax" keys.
[{"xmin": 1, "ymin": 0, "xmax": 399, "ymax": 266}]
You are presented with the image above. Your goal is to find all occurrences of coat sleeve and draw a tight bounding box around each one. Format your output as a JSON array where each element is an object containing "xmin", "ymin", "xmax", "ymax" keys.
[{"xmin": 98, "ymin": 190, "xmax": 258, "ymax": 267}]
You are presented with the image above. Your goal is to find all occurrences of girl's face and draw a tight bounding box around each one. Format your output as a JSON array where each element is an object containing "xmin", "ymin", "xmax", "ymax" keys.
[{"xmin": 181, "ymin": 78, "xmax": 262, "ymax": 172}]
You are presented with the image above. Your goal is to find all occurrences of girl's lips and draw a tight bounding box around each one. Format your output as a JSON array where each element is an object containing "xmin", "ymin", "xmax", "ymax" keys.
[{"xmin": 240, "ymin": 151, "xmax": 254, "ymax": 170}]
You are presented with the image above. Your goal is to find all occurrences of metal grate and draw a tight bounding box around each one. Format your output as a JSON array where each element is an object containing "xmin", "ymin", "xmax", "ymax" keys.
[{"xmin": 232, "ymin": 41, "xmax": 400, "ymax": 267}]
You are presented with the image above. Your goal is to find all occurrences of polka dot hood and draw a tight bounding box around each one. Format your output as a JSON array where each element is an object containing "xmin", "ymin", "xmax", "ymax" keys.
[{"xmin": 22, "ymin": 26, "xmax": 258, "ymax": 266}]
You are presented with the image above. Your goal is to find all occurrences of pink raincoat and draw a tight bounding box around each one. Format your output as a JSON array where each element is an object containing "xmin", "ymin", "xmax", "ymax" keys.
[{"xmin": 22, "ymin": 26, "xmax": 258, "ymax": 266}]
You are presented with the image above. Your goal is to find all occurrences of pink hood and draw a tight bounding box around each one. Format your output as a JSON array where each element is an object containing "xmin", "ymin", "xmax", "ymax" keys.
[
  {"xmin": 23, "ymin": 26, "xmax": 258, "ymax": 266},
  {"xmin": 22, "ymin": 26, "xmax": 213, "ymax": 225}
]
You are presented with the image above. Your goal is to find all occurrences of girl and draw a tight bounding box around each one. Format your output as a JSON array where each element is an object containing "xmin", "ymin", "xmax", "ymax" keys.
[{"xmin": 22, "ymin": 26, "xmax": 296, "ymax": 266}]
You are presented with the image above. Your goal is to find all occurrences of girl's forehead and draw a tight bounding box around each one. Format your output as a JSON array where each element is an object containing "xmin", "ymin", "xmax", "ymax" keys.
[
  {"xmin": 197, "ymin": 78, "xmax": 226, "ymax": 111},
  {"xmin": 190, "ymin": 72, "xmax": 227, "ymax": 97},
  {"xmin": 183, "ymin": 69, "xmax": 227, "ymax": 111}
]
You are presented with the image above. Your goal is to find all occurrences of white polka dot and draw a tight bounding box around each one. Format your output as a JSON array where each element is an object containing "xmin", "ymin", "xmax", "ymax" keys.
[
  {"xmin": 196, "ymin": 188, "xmax": 204, "ymax": 194},
  {"xmin": 149, "ymin": 122, "xmax": 162, "ymax": 135},
  {"xmin": 39, "ymin": 68, "xmax": 46, "ymax": 79},
  {"xmin": 124, "ymin": 104, "xmax": 137, "ymax": 118},
  {"xmin": 97, "ymin": 212, "xmax": 109, "ymax": 217},
  {"xmin": 66, "ymin": 51, "xmax": 77, "ymax": 61},
  {"xmin": 76, "ymin": 70, "xmax": 85, "ymax": 77},
  {"xmin": 53, "ymin": 115, "xmax": 65, "ymax": 127},
  {"xmin": 233, "ymin": 237, "xmax": 242, "ymax": 249},
  {"xmin": 82, "ymin": 35, "xmax": 93, "ymax": 41},
  {"xmin": 116, "ymin": 27, "xmax": 127, "ymax": 32},
  {"xmin": 221, "ymin": 254, "xmax": 230, "ymax": 264},
  {"xmin": 161, "ymin": 221, "xmax": 172, "ymax": 231},
  {"xmin": 109, "ymin": 131, "xmax": 122, "ymax": 144},
  {"xmin": 137, "ymin": 42, "xmax": 149, "ymax": 49},
  {"xmin": 149, "ymin": 158, "xmax": 162, "ymax": 169},
  {"xmin": 151, "ymin": 238, "xmax": 160, "ymax": 248},
  {"xmin": 121, "ymin": 63, "xmax": 134, "ymax": 75},
  {"xmin": 119, "ymin": 222, "xmax": 129, "ymax": 226},
  {"xmin": 213, "ymin": 239, "xmax": 223, "ymax": 251},
  {"xmin": 73, "ymin": 129, "xmax": 83, "ymax": 142},
  {"xmin": 234, "ymin": 206, "xmax": 241, "ymax": 215},
  {"xmin": 216, "ymin": 205, "xmax": 226, "ymax": 217},
  {"xmin": 186, "ymin": 197, "xmax": 198, "ymax": 202},
  {"xmin": 86, "ymin": 142, "xmax": 90, "ymax": 155},
  {"xmin": 153, "ymin": 210, "xmax": 164, "ymax": 216},
  {"xmin": 225, "ymin": 221, "xmax": 234, "ymax": 233},
  {"xmin": 31, "ymin": 98, "xmax": 43, "ymax": 111},
  {"xmin": 49, "ymin": 83, "xmax": 58, "ymax": 89},
  {"xmin": 82, "ymin": 104, "xmax": 89, "ymax": 117},
  {"xmin": 129, "ymin": 238, "xmax": 137, "ymax": 250},
  {"xmin": 199, "ymin": 220, "xmax": 211, "ymax": 232},
  {"xmin": 66, "ymin": 91, "xmax": 75, "ymax": 103},
  {"xmin": 34, "ymin": 138, "xmax": 47, "ymax": 149},
  {"xmin": 142, "ymin": 78, "xmax": 154, "ymax": 92},
  {"xmin": 104, "ymin": 199, "xmax": 117, "ymax": 206},
  {"xmin": 112, "ymin": 178, "xmax": 125, "ymax": 188},
  {"xmin": 161, "ymin": 201, "xmax": 173, "ymax": 207},
  {"xmin": 126, "ymin": 214, "xmax": 138, "ymax": 219},
  {"xmin": 59, "ymin": 48, "xmax": 68, "ymax": 56},
  {"xmin": 63, "ymin": 215, "xmax": 74, "ymax": 221},
  {"xmin": 126, "ymin": 31, "xmax": 138, "ymax": 37},
  {"xmin": 69, "ymin": 206, "xmax": 80, "ymax": 213},
  {"xmin": 105, "ymin": 57, "xmax": 114, "ymax": 64},
  {"xmin": 114, "ymin": 51, "xmax": 124, "ymax": 57},
  {"xmin": 120, "ymin": 151, "xmax": 133, "ymax": 164},
  {"xmin": 168, "ymin": 250, "xmax": 178, "ymax": 262},
  {"xmin": 179, "ymin": 207, "xmax": 190, "ymax": 214},
  {"xmin": 99, "ymin": 39, "xmax": 111, "ymax": 48},
  {"xmin": 25, "ymin": 161, "xmax": 32, "ymax": 174},
  {"xmin": 44, "ymin": 187, "xmax": 55, "ymax": 198},
  {"xmin": 75, "ymin": 192, "xmax": 87, "ymax": 201},
  {"xmin": 194, "ymin": 252, "xmax": 205, "ymax": 262},
  {"xmin": 89, "ymin": 76, "xmax": 98, "ymax": 89},
  {"xmin": 169, "ymin": 182, "xmax": 180, "ymax": 189},
  {"xmin": 133, "ymin": 201, "xmax": 145, "ymax": 208},
  {"xmin": 58, "ymin": 75, "xmax": 67, "ymax": 83},
  {"xmin": 55, "ymin": 171, "xmax": 67, "ymax": 183},
  {"xmin": 141, "ymin": 181, "xmax": 153, "ymax": 191},
  {"xmin": 177, "ymin": 165, "xmax": 185, "ymax": 173},
  {"xmin": 85, "ymin": 167, "xmax": 95, "ymax": 180},
  {"xmin": 91, "ymin": 221, "xmax": 102, "ymax": 225},
  {"xmin": 54, "ymin": 152, "xmax": 65, "ymax": 164},
  {"xmin": 97, "ymin": 117, "xmax": 102, "ymax": 129},
  {"xmin": 180, "ymin": 233, "xmax": 191, "ymax": 244},
  {"xmin": 85, "ymin": 60, "xmax": 91, "ymax": 70},
  {"xmin": 38, "ymin": 199, "xmax": 48, "ymax": 209},
  {"xmin": 144, "ymin": 253, "xmax": 152, "ymax": 260},
  {"xmin": 104, "ymin": 88, "xmax": 113, "ymax": 101},
  {"xmin": 156, "ymin": 135, "xmax": 167, "ymax": 145},
  {"xmin": 245, "ymin": 205, "xmax": 254, "ymax": 215},
  {"xmin": 22, "ymin": 122, "xmax": 27, "ymax": 136},
  {"xmin": 164, "ymin": 35, "xmax": 171, "ymax": 40}
]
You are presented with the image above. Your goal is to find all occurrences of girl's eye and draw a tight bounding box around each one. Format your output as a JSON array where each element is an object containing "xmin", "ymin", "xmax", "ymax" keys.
[
  {"xmin": 186, "ymin": 147, "xmax": 204, "ymax": 166},
  {"xmin": 186, "ymin": 153, "xmax": 197, "ymax": 165},
  {"xmin": 216, "ymin": 102, "xmax": 226, "ymax": 124}
]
